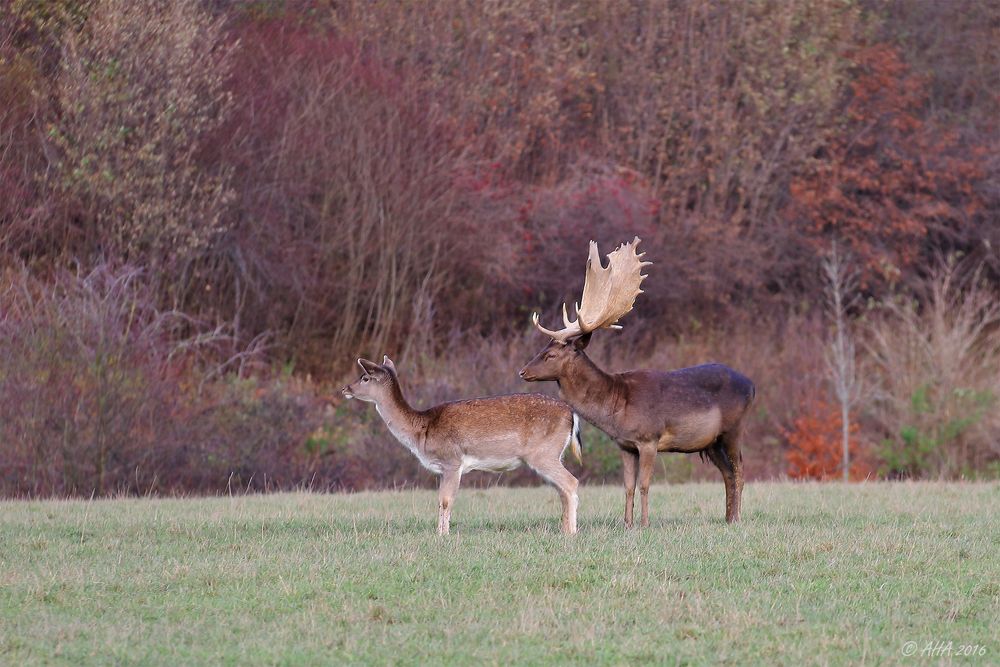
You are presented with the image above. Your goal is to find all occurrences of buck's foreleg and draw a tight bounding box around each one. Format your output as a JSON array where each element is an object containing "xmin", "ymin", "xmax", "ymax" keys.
[
  {"xmin": 620, "ymin": 447, "xmax": 639, "ymax": 528},
  {"xmin": 637, "ymin": 444, "xmax": 657, "ymax": 528},
  {"xmin": 437, "ymin": 468, "xmax": 462, "ymax": 536}
]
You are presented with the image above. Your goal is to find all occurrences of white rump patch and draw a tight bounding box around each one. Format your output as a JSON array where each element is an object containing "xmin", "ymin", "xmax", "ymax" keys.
[{"xmin": 561, "ymin": 413, "xmax": 581, "ymax": 462}]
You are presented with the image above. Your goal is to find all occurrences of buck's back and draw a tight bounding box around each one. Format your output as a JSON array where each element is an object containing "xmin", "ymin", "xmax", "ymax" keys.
[{"xmin": 614, "ymin": 363, "xmax": 754, "ymax": 441}]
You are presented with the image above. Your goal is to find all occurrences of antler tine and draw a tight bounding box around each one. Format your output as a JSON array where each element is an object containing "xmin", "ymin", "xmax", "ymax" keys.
[
  {"xmin": 531, "ymin": 237, "xmax": 651, "ymax": 342},
  {"xmin": 575, "ymin": 236, "xmax": 650, "ymax": 332},
  {"xmin": 633, "ymin": 236, "xmax": 654, "ymax": 268},
  {"xmin": 532, "ymin": 311, "xmax": 580, "ymax": 342}
]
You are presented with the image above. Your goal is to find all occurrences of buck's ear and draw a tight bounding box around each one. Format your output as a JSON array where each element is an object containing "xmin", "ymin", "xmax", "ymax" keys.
[
  {"xmin": 572, "ymin": 332, "xmax": 593, "ymax": 350},
  {"xmin": 358, "ymin": 358, "xmax": 381, "ymax": 374},
  {"xmin": 382, "ymin": 355, "xmax": 397, "ymax": 374}
]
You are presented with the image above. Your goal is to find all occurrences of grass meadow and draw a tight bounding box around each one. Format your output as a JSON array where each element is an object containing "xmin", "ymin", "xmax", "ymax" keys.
[{"xmin": 1, "ymin": 482, "xmax": 997, "ymax": 666}]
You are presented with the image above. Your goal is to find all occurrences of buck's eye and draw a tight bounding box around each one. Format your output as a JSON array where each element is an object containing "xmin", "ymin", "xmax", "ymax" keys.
[{"xmin": 362, "ymin": 376, "xmax": 370, "ymax": 382}]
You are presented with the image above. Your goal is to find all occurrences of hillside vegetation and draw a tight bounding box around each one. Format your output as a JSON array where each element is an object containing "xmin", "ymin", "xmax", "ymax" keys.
[{"xmin": 1, "ymin": 1, "xmax": 999, "ymax": 493}]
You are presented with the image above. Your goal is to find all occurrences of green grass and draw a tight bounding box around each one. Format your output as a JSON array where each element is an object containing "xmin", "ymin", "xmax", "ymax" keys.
[{"xmin": 1, "ymin": 483, "xmax": 998, "ymax": 666}]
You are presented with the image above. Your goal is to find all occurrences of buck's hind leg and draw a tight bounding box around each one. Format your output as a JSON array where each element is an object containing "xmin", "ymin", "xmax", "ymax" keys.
[
  {"xmin": 704, "ymin": 439, "xmax": 739, "ymax": 523},
  {"xmin": 526, "ymin": 454, "xmax": 579, "ymax": 534},
  {"xmin": 721, "ymin": 428, "xmax": 744, "ymax": 522},
  {"xmin": 620, "ymin": 447, "xmax": 639, "ymax": 528},
  {"xmin": 437, "ymin": 468, "xmax": 462, "ymax": 536}
]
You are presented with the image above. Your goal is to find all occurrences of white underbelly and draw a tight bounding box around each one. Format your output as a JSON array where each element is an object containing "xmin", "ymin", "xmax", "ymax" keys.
[
  {"xmin": 414, "ymin": 452, "xmax": 444, "ymax": 474},
  {"xmin": 460, "ymin": 455, "xmax": 522, "ymax": 474}
]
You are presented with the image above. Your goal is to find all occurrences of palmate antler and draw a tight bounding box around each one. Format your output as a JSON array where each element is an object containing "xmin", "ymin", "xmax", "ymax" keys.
[{"xmin": 532, "ymin": 237, "xmax": 651, "ymax": 342}]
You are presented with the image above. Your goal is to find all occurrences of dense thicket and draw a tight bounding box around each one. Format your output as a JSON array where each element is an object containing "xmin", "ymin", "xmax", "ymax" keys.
[{"xmin": 1, "ymin": 0, "xmax": 998, "ymax": 495}]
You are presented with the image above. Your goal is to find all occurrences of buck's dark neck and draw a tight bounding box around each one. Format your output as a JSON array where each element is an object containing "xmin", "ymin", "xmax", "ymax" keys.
[{"xmin": 557, "ymin": 353, "xmax": 626, "ymax": 435}]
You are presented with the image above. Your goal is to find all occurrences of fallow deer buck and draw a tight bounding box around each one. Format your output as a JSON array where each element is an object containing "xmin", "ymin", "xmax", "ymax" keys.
[
  {"xmin": 519, "ymin": 238, "xmax": 755, "ymax": 526},
  {"xmin": 342, "ymin": 356, "xmax": 582, "ymax": 535}
]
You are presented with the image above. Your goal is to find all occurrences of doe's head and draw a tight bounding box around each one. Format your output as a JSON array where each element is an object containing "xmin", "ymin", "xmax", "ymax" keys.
[
  {"xmin": 519, "ymin": 333, "xmax": 591, "ymax": 382},
  {"xmin": 342, "ymin": 356, "xmax": 398, "ymax": 403}
]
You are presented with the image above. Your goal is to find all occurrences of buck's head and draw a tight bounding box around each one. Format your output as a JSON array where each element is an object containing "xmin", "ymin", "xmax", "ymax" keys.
[
  {"xmin": 520, "ymin": 237, "xmax": 650, "ymax": 383},
  {"xmin": 519, "ymin": 334, "xmax": 592, "ymax": 381},
  {"xmin": 342, "ymin": 356, "xmax": 398, "ymax": 403}
]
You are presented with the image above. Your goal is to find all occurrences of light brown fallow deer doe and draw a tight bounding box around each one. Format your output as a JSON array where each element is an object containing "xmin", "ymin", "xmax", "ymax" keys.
[
  {"xmin": 342, "ymin": 356, "xmax": 582, "ymax": 535},
  {"xmin": 519, "ymin": 238, "xmax": 755, "ymax": 526}
]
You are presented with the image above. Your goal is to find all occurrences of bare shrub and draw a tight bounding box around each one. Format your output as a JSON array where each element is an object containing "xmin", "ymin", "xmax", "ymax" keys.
[
  {"xmin": 48, "ymin": 0, "xmax": 235, "ymax": 271},
  {"xmin": 0, "ymin": 17, "xmax": 49, "ymax": 255},
  {"xmin": 173, "ymin": 374, "xmax": 323, "ymax": 494},
  {"xmin": 457, "ymin": 163, "xmax": 660, "ymax": 328},
  {"xmin": 866, "ymin": 261, "xmax": 1000, "ymax": 478},
  {"xmin": 0, "ymin": 264, "xmax": 322, "ymax": 497},
  {"xmin": 213, "ymin": 17, "xmax": 465, "ymax": 369},
  {"xmin": 822, "ymin": 244, "xmax": 863, "ymax": 480},
  {"xmin": 0, "ymin": 265, "xmax": 188, "ymax": 495}
]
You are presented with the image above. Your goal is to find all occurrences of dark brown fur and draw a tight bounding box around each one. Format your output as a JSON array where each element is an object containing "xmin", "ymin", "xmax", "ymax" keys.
[{"xmin": 520, "ymin": 335, "xmax": 754, "ymax": 526}]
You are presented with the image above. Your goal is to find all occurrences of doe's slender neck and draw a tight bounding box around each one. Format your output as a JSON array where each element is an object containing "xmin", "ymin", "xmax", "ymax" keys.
[{"xmin": 372, "ymin": 377, "xmax": 424, "ymax": 428}]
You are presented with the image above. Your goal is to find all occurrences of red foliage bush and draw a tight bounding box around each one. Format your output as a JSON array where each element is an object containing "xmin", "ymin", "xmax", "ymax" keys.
[
  {"xmin": 787, "ymin": 44, "xmax": 987, "ymax": 286},
  {"xmin": 783, "ymin": 399, "xmax": 870, "ymax": 481}
]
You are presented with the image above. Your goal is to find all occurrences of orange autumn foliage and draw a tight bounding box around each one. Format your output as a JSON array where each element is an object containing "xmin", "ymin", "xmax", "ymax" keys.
[
  {"xmin": 788, "ymin": 43, "xmax": 986, "ymax": 283},
  {"xmin": 784, "ymin": 400, "xmax": 870, "ymax": 481}
]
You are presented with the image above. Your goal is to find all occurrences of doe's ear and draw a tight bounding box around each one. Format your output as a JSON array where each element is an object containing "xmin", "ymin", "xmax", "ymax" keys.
[
  {"xmin": 358, "ymin": 358, "xmax": 381, "ymax": 374},
  {"xmin": 382, "ymin": 355, "xmax": 397, "ymax": 374},
  {"xmin": 573, "ymin": 332, "xmax": 593, "ymax": 351}
]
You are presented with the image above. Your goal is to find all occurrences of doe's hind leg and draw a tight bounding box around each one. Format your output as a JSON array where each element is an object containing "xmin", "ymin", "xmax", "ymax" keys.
[{"xmin": 526, "ymin": 453, "xmax": 579, "ymax": 534}]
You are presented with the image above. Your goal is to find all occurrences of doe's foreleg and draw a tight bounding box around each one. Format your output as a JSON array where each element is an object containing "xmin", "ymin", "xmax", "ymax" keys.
[{"xmin": 437, "ymin": 468, "xmax": 462, "ymax": 535}]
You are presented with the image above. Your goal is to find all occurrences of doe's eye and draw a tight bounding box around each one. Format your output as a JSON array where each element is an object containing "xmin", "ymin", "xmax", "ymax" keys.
[{"xmin": 362, "ymin": 376, "xmax": 370, "ymax": 383}]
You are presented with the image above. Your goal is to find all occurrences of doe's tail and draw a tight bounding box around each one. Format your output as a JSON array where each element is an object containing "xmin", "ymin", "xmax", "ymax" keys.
[{"xmin": 568, "ymin": 413, "xmax": 583, "ymax": 464}]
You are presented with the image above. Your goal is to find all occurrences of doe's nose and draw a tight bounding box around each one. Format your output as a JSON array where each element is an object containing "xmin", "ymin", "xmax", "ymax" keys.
[{"xmin": 518, "ymin": 368, "xmax": 526, "ymax": 378}]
